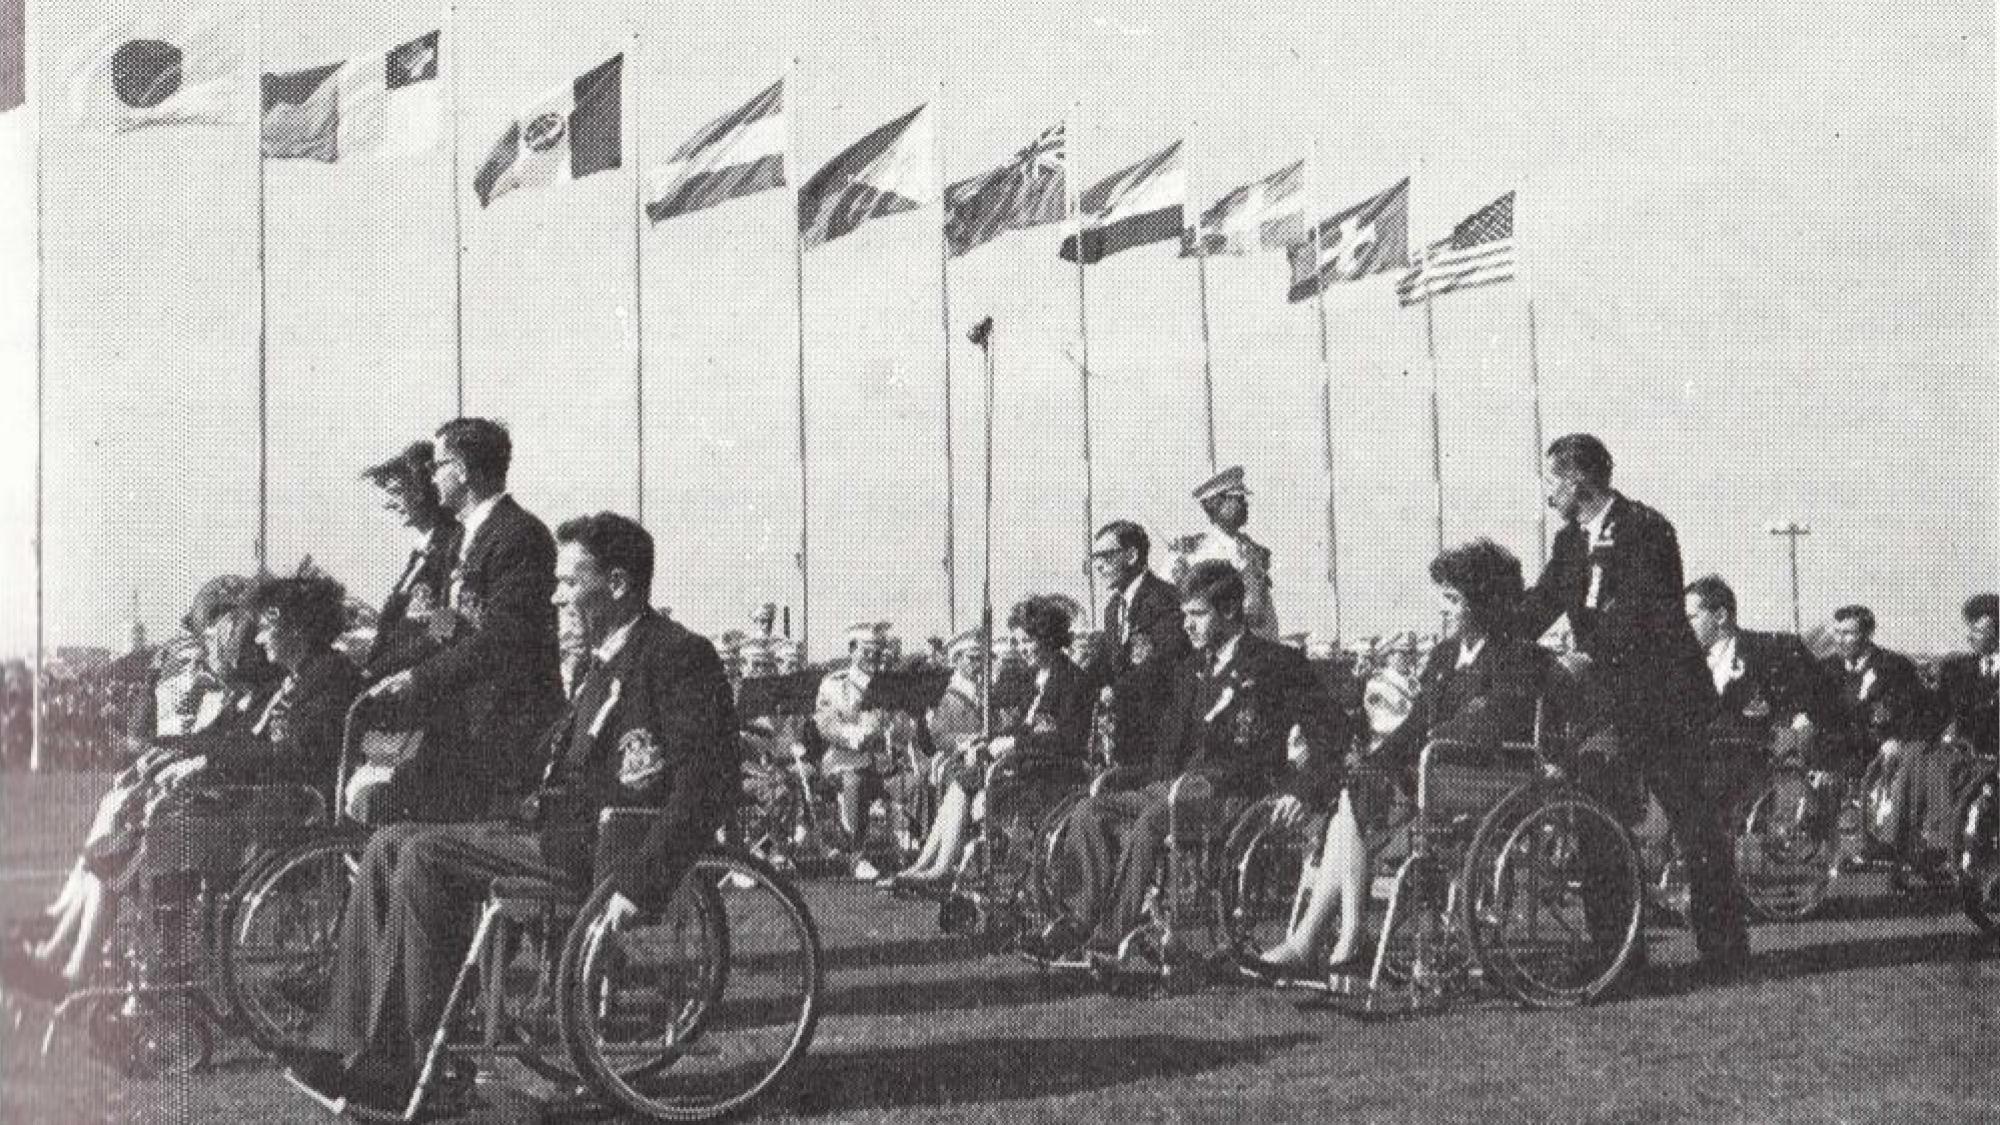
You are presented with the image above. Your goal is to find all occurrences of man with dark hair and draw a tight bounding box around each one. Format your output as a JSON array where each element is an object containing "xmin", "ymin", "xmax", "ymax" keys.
[
  {"xmin": 1084, "ymin": 519, "xmax": 1190, "ymax": 766},
  {"xmin": 1935, "ymin": 594, "xmax": 1998, "ymax": 760},
  {"xmin": 1519, "ymin": 433, "xmax": 1748, "ymax": 978},
  {"xmin": 286, "ymin": 512, "xmax": 739, "ymax": 1115},
  {"xmin": 1170, "ymin": 466, "xmax": 1279, "ymax": 639},
  {"xmin": 1683, "ymin": 575, "xmax": 1834, "ymax": 757},
  {"xmin": 1034, "ymin": 559, "xmax": 1343, "ymax": 964},
  {"xmin": 365, "ymin": 418, "xmax": 562, "ymax": 822}
]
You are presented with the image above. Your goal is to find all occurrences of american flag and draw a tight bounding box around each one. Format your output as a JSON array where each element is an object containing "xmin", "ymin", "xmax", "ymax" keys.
[{"xmin": 1397, "ymin": 191, "xmax": 1515, "ymax": 306}]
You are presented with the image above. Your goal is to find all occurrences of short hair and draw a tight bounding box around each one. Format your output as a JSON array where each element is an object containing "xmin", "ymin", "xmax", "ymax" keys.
[
  {"xmin": 1095, "ymin": 520, "xmax": 1150, "ymax": 566},
  {"xmin": 1832, "ymin": 604, "xmax": 1876, "ymax": 635},
  {"xmin": 1546, "ymin": 433, "xmax": 1614, "ymax": 486},
  {"xmin": 1007, "ymin": 595, "xmax": 1075, "ymax": 650},
  {"xmin": 1685, "ymin": 574, "xmax": 1738, "ymax": 618},
  {"xmin": 1179, "ymin": 559, "xmax": 1246, "ymax": 620},
  {"xmin": 1428, "ymin": 539, "xmax": 1525, "ymax": 635},
  {"xmin": 434, "ymin": 418, "xmax": 512, "ymax": 486},
  {"xmin": 556, "ymin": 512, "xmax": 655, "ymax": 597},
  {"xmin": 250, "ymin": 575, "xmax": 348, "ymax": 651},
  {"xmin": 1964, "ymin": 593, "xmax": 1998, "ymax": 623}
]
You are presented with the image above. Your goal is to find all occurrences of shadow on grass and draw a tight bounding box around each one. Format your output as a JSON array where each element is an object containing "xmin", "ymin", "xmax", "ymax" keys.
[
  {"xmin": 1625, "ymin": 927, "xmax": 1997, "ymax": 1002},
  {"xmin": 787, "ymin": 1032, "xmax": 1310, "ymax": 1117}
]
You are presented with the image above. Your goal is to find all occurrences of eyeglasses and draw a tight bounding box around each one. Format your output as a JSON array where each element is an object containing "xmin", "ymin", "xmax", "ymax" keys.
[{"xmin": 1088, "ymin": 548, "xmax": 1125, "ymax": 561}]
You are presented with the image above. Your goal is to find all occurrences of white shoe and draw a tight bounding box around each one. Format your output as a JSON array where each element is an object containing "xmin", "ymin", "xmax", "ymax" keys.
[{"xmin": 852, "ymin": 857, "xmax": 881, "ymax": 882}]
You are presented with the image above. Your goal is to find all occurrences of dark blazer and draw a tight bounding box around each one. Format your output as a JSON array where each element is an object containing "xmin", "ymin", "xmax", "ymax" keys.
[
  {"xmin": 405, "ymin": 495, "xmax": 563, "ymax": 801},
  {"xmin": 1006, "ymin": 655, "xmax": 1094, "ymax": 766},
  {"xmin": 1519, "ymin": 493, "xmax": 1716, "ymax": 749},
  {"xmin": 1820, "ymin": 645, "xmax": 1930, "ymax": 757},
  {"xmin": 1085, "ymin": 570, "xmax": 1191, "ymax": 765},
  {"xmin": 1708, "ymin": 629, "xmax": 1836, "ymax": 737},
  {"xmin": 1150, "ymin": 632, "xmax": 1345, "ymax": 802},
  {"xmin": 1935, "ymin": 653, "xmax": 1997, "ymax": 758},
  {"xmin": 198, "ymin": 650, "xmax": 366, "ymax": 797},
  {"xmin": 362, "ymin": 521, "xmax": 464, "ymax": 680},
  {"xmin": 1374, "ymin": 636, "xmax": 1560, "ymax": 775},
  {"xmin": 533, "ymin": 610, "xmax": 740, "ymax": 906}
]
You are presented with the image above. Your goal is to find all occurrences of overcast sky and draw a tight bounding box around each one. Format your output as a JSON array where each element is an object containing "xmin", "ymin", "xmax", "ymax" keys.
[{"xmin": 0, "ymin": 0, "xmax": 1992, "ymax": 659}]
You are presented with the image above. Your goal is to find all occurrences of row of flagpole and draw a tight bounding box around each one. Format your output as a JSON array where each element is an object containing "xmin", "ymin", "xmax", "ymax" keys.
[{"xmin": 18, "ymin": 20, "xmax": 1550, "ymax": 752}]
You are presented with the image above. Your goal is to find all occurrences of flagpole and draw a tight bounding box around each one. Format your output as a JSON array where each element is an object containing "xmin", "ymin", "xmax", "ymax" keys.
[
  {"xmin": 1195, "ymin": 253, "xmax": 1217, "ymax": 470},
  {"xmin": 449, "ymin": 3, "xmax": 465, "ymax": 415},
  {"xmin": 30, "ymin": 15, "xmax": 45, "ymax": 773},
  {"xmin": 255, "ymin": 58, "xmax": 270, "ymax": 575},
  {"xmin": 629, "ymin": 31, "xmax": 646, "ymax": 522},
  {"xmin": 1422, "ymin": 298, "xmax": 1446, "ymax": 557},
  {"xmin": 1068, "ymin": 105, "xmax": 1097, "ymax": 626},
  {"xmin": 1526, "ymin": 296, "xmax": 1548, "ymax": 565},
  {"xmin": 935, "ymin": 81, "xmax": 958, "ymax": 633},
  {"xmin": 1309, "ymin": 143, "xmax": 1342, "ymax": 644},
  {"xmin": 972, "ymin": 317, "xmax": 995, "ymax": 740},
  {"xmin": 787, "ymin": 58, "xmax": 810, "ymax": 658}
]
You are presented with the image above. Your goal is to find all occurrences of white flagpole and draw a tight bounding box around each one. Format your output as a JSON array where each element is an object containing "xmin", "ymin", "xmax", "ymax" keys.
[
  {"xmin": 629, "ymin": 31, "xmax": 645, "ymax": 522},
  {"xmin": 1067, "ymin": 104, "xmax": 1097, "ymax": 626},
  {"xmin": 449, "ymin": 5, "xmax": 465, "ymax": 415},
  {"xmin": 1526, "ymin": 296, "xmax": 1548, "ymax": 565},
  {"xmin": 30, "ymin": 0, "xmax": 45, "ymax": 772},
  {"xmin": 1195, "ymin": 247, "xmax": 1218, "ymax": 469},
  {"xmin": 254, "ymin": 0, "xmax": 269, "ymax": 575},
  {"xmin": 935, "ymin": 80, "xmax": 957, "ymax": 633},
  {"xmin": 786, "ymin": 58, "xmax": 810, "ymax": 658},
  {"xmin": 1422, "ymin": 296, "xmax": 1446, "ymax": 557},
  {"xmin": 1309, "ymin": 142, "xmax": 1342, "ymax": 644}
]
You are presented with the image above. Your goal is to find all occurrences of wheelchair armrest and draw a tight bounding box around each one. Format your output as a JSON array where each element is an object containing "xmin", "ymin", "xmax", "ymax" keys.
[
  {"xmin": 169, "ymin": 781, "xmax": 328, "ymax": 827},
  {"xmin": 1414, "ymin": 738, "xmax": 1538, "ymax": 810},
  {"xmin": 1089, "ymin": 765, "xmax": 1153, "ymax": 797}
]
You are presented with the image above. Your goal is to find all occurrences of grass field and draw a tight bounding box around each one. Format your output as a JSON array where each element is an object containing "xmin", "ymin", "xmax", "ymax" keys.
[{"xmin": 1, "ymin": 771, "xmax": 1995, "ymax": 1124}]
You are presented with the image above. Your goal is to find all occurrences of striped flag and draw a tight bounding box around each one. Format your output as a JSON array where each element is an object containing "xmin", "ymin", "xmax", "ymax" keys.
[
  {"xmin": 1398, "ymin": 191, "xmax": 1516, "ymax": 305},
  {"xmin": 944, "ymin": 123, "xmax": 1065, "ymax": 258},
  {"xmin": 798, "ymin": 104, "xmax": 934, "ymax": 249},
  {"xmin": 261, "ymin": 31, "xmax": 441, "ymax": 163},
  {"xmin": 473, "ymin": 55, "xmax": 623, "ymax": 208},
  {"xmin": 1059, "ymin": 140, "xmax": 1185, "ymax": 264},
  {"xmin": 646, "ymin": 79, "xmax": 786, "ymax": 223},
  {"xmin": 1181, "ymin": 159, "xmax": 1305, "ymax": 257},
  {"xmin": 1286, "ymin": 178, "xmax": 1408, "ymax": 302}
]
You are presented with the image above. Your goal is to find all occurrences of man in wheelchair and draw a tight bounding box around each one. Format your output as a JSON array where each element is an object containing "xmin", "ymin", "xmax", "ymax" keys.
[
  {"xmin": 1028, "ymin": 560, "xmax": 1344, "ymax": 966},
  {"xmin": 280, "ymin": 512, "xmax": 739, "ymax": 1117}
]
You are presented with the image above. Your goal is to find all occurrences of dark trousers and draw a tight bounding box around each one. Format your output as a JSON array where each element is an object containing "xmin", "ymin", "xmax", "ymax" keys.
[
  {"xmin": 1061, "ymin": 780, "xmax": 1221, "ymax": 944},
  {"xmin": 313, "ymin": 820, "xmax": 564, "ymax": 1083},
  {"xmin": 1580, "ymin": 717, "xmax": 1749, "ymax": 966}
]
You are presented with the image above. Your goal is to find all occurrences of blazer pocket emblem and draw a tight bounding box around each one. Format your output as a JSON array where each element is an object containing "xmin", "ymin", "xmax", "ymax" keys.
[{"xmin": 618, "ymin": 727, "xmax": 666, "ymax": 788}]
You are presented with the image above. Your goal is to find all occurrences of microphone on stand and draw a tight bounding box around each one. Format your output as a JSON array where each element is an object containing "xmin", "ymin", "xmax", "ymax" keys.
[{"xmin": 967, "ymin": 316, "xmax": 994, "ymax": 349}]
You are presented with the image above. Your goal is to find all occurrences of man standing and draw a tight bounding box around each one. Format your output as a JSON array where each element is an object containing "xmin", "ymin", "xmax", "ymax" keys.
[
  {"xmin": 285, "ymin": 512, "xmax": 738, "ymax": 1116},
  {"xmin": 1518, "ymin": 433, "xmax": 1747, "ymax": 978},
  {"xmin": 1038, "ymin": 561, "xmax": 1341, "ymax": 961},
  {"xmin": 366, "ymin": 419, "xmax": 563, "ymax": 821},
  {"xmin": 1170, "ymin": 466, "xmax": 1279, "ymax": 639},
  {"xmin": 1083, "ymin": 520, "xmax": 1191, "ymax": 767}
]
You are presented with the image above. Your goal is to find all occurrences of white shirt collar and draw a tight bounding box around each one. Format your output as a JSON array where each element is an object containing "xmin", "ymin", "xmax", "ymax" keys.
[
  {"xmin": 457, "ymin": 491, "xmax": 508, "ymax": 551},
  {"xmin": 1578, "ymin": 492, "xmax": 1616, "ymax": 544},
  {"xmin": 593, "ymin": 613, "xmax": 641, "ymax": 665},
  {"xmin": 1707, "ymin": 631, "xmax": 1740, "ymax": 688},
  {"xmin": 1845, "ymin": 648, "xmax": 1874, "ymax": 674},
  {"xmin": 1455, "ymin": 635, "xmax": 1487, "ymax": 669}
]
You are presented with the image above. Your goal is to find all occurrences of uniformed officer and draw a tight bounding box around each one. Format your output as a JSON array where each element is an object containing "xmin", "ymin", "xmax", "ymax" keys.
[
  {"xmin": 813, "ymin": 621, "xmax": 909, "ymax": 879},
  {"xmin": 1170, "ymin": 465, "xmax": 1279, "ymax": 639}
]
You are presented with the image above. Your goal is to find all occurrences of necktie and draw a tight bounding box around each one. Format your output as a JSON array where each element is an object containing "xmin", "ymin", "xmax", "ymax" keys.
[{"xmin": 1106, "ymin": 592, "xmax": 1127, "ymax": 646}]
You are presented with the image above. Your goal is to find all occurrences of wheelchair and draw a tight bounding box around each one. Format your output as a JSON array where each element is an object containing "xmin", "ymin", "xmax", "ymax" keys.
[
  {"xmin": 1223, "ymin": 727, "xmax": 1645, "ymax": 1013},
  {"xmin": 933, "ymin": 744, "xmax": 1098, "ymax": 941},
  {"xmin": 316, "ymin": 811, "xmax": 822, "ymax": 1123},
  {"xmin": 1949, "ymin": 742, "xmax": 1997, "ymax": 934},
  {"xmin": 27, "ymin": 777, "xmax": 329, "ymax": 1077}
]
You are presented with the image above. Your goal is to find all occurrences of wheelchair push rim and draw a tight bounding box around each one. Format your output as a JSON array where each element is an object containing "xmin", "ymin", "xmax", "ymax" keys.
[
  {"xmin": 1956, "ymin": 774, "xmax": 2000, "ymax": 935},
  {"xmin": 1736, "ymin": 768, "xmax": 1837, "ymax": 923},
  {"xmin": 218, "ymin": 830, "xmax": 365, "ymax": 1056},
  {"xmin": 557, "ymin": 848, "xmax": 822, "ymax": 1122},
  {"xmin": 1461, "ymin": 787, "xmax": 1643, "ymax": 1008}
]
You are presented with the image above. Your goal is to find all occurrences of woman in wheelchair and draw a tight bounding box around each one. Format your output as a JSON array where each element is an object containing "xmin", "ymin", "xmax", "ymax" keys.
[
  {"xmin": 888, "ymin": 596, "xmax": 1093, "ymax": 893},
  {"xmin": 1, "ymin": 576, "xmax": 361, "ymax": 1002},
  {"xmin": 1255, "ymin": 538, "xmax": 1559, "ymax": 975}
]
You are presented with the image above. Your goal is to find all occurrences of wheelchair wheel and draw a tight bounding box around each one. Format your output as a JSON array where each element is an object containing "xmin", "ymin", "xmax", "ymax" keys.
[
  {"xmin": 218, "ymin": 830, "xmax": 364, "ymax": 1054},
  {"xmin": 1956, "ymin": 772, "xmax": 2000, "ymax": 935},
  {"xmin": 1216, "ymin": 797, "xmax": 1316, "ymax": 964},
  {"xmin": 86, "ymin": 994, "xmax": 213, "ymax": 1078},
  {"xmin": 559, "ymin": 848, "xmax": 821, "ymax": 1122},
  {"xmin": 1031, "ymin": 790, "xmax": 1091, "ymax": 920},
  {"xmin": 1462, "ymin": 787, "xmax": 1641, "ymax": 1008},
  {"xmin": 1736, "ymin": 769, "xmax": 1837, "ymax": 922}
]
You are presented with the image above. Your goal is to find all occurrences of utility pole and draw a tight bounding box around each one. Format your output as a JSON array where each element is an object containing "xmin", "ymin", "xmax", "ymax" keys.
[{"xmin": 1767, "ymin": 522, "xmax": 1811, "ymax": 635}]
